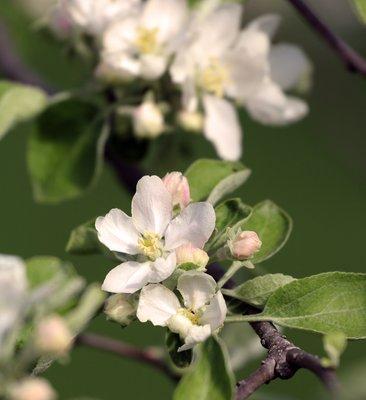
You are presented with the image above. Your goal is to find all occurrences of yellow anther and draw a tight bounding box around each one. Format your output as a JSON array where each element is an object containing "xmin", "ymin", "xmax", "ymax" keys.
[
  {"xmin": 138, "ymin": 232, "xmax": 163, "ymax": 260},
  {"xmin": 135, "ymin": 27, "xmax": 159, "ymax": 54},
  {"xmin": 178, "ymin": 308, "xmax": 199, "ymax": 325},
  {"xmin": 197, "ymin": 58, "xmax": 229, "ymax": 97}
]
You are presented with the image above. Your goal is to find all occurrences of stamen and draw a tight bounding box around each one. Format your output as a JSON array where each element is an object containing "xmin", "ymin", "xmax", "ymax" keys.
[
  {"xmin": 197, "ymin": 58, "xmax": 229, "ymax": 97},
  {"xmin": 138, "ymin": 232, "xmax": 163, "ymax": 260},
  {"xmin": 135, "ymin": 27, "xmax": 159, "ymax": 54}
]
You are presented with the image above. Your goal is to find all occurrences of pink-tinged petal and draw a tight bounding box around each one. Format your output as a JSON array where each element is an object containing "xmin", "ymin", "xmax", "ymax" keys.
[
  {"xmin": 95, "ymin": 209, "xmax": 139, "ymax": 254},
  {"xmin": 177, "ymin": 271, "xmax": 217, "ymax": 311},
  {"xmin": 165, "ymin": 202, "xmax": 215, "ymax": 250},
  {"xmin": 132, "ymin": 175, "xmax": 173, "ymax": 236},
  {"xmin": 102, "ymin": 261, "xmax": 152, "ymax": 294},
  {"xmin": 137, "ymin": 284, "xmax": 180, "ymax": 326},
  {"xmin": 203, "ymin": 95, "xmax": 242, "ymax": 161},
  {"xmin": 200, "ymin": 292, "xmax": 227, "ymax": 331},
  {"xmin": 149, "ymin": 252, "xmax": 177, "ymax": 283}
]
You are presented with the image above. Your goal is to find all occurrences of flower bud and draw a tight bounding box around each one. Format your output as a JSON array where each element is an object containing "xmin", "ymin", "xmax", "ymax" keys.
[
  {"xmin": 175, "ymin": 243, "xmax": 209, "ymax": 270},
  {"xmin": 231, "ymin": 231, "xmax": 262, "ymax": 260},
  {"xmin": 104, "ymin": 294, "xmax": 136, "ymax": 327},
  {"xmin": 162, "ymin": 172, "xmax": 191, "ymax": 209},
  {"xmin": 34, "ymin": 315, "xmax": 73, "ymax": 356},
  {"xmin": 10, "ymin": 378, "xmax": 56, "ymax": 400},
  {"xmin": 133, "ymin": 100, "xmax": 165, "ymax": 139},
  {"xmin": 178, "ymin": 110, "xmax": 204, "ymax": 132}
]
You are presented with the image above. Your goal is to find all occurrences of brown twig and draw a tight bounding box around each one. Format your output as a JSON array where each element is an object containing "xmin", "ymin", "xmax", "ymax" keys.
[
  {"xmin": 76, "ymin": 332, "xmax": 179, "ymax": 382},
  {"xmin": 287, "ymin": 0, "xmax": 366, "ymax": 75}
]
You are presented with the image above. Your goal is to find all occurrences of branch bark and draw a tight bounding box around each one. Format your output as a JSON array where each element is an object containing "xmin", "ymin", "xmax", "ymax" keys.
[
  {"xmin": 76, "ymin": 332, "xmax": 179, "ymax": 382},
  {"xmin": 287, "ymin": 0, "xmax": 366, "ymax": 75}
]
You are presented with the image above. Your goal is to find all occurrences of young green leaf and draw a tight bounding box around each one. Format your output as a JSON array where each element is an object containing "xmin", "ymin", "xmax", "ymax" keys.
[
  {"xmin": 223, "ymin": 274, "xmax": 296, "ymax": 308},
  {"xmin": 350, "ymin": 0, "xmax": 366, "ymax": 23},
  {"xmin": 166, "ymin": 331, "xmax": 193, "ymax": 369},
  {"xmin": 28, "ymin": 97, "xmax": 108, "ymax": 203},
  {"xmin": 241, "ymin": 200, "xmax": 292, "ymax": 263},
  {"xmin": 185, "ymin": 159, "xmax": 251, "ymax": 204},
  {"xmin": 322, "ymin": 331, "xmax": 347, "ymax": 367},
  {"xmin": 0, "ymin": 80, "xmax": 47, "ymax": 139},
  {"xmin": 173, "ymin": 337, "xmax": 234, "ymax": 400},
  {"xmin": 244, "ymin": 272, "xmax": 366, "ymax": 339}
]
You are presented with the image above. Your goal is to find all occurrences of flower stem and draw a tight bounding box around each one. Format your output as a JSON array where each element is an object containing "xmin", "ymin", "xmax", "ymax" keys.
[{"xmin": 217, "ymin": 262, "xmax": 242, "ymax": 289}]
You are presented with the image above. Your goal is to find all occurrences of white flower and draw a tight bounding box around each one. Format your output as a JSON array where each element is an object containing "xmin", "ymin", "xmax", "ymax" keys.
[
  {"xmin": 96, "ymin": 175, "xmax": 215, "ymax": 294},
  {"xmin": 63, "ymin": 0, "xmax": 139, "ymax": 35},
  {"xmin": 0, "ymin": 255, "xmax": 27, "ymax": 346},
  {"xmin": 133, "ymin": 99, "xmax": 165, "ymax": 138},
  {"xmin": 99, "ymin": 0, "xmax": 188, "ymax": 80},
  {"xmin": 137, "ymin": 271, "xmax": 227, "ymax": 351},
  {"xmin": 9, "ymin": 377, "xmax": 56, "ymax": 400}
]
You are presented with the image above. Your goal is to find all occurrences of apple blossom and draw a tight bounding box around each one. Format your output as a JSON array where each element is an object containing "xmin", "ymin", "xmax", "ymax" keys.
[
  {"xmin": 230, "ymin": 231, "xmax": 262, "ymax": 260},
  {"xmin": 9, "ymin": 378, "xmax": 56, "ymax": 400},
  {"xmin": 96, "ymin": 175, "xmax": 215, "ymax": 294},
  {"xmin": 99, "ymin": 0, "xmax": 188, "ymax": 80},
  {"xmin": 175, "ymin": 243, "xmax": 209, "ymax": 270},
  {"xmin": 133, "ymin": 99, "xmax": 165, "ymax": 139},
  {"xmin": 104, "ymin": 293, "xmax": 137, "ymax": 326},
  {"xmin": 162, "ymin": 172, "xmax": 191, "ymax": 210},
  {"xmin": 137, "ymin": 271, "xmax": 227, "ymax": 351},
  {"xmin": 34, "ymin": 315, "xmax": 73, "ymax": 356},
  {"xmin": 63, "ymin": 0, "xmax": 139, "ymax": 35}
]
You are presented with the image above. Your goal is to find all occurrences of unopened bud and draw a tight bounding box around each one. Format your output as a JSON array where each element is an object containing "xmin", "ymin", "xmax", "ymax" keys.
[
  {"xmin": 175, "ymin": 244, "xmax": 209, "ymax": 270},
  {"xmin": 231, "ymin": 231, "xmax": 262, "ymax": 260},
  {"xmin": 162, "ymin": 172, "xmax": 191, "ymax": 209},
  {"xmin": 133, "ymin": 100, "xmax": 165, "ymax": 139},
  {"xmin": 34, "ymin": 315, "xmax": 73, "ymax": 356},
  {"xmin": 10, "ymin": 378, "xmax": 56, "ymax": 400},
  {"xmin": 104, "ymin": 294, "xmax": 136, "ymax": 327},
  {"xmin": 178, "ymin": 110, "xmax": 204, "ymax": 132}
]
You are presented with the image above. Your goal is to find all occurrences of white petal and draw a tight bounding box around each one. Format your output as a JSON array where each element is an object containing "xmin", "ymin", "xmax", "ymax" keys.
[
  {"xmin": 178, "ymin": 324, "xmax": 211, "ymax": 352},
  {"xmin": 141, "ymin": 0, "xmax": 188, "ymax": 43},
  {"xmin": 102, "ymin": 261, "xmax": 152, "ymax": 294},
  {"xmin": 200, "ymin": 292, "xmax": 227, "ymax": 331},
  {"xmin": 140, "ymin": 54, "xmax": 167, "ymax": 80},
  {"xmin": 132, "ymin": 175, "xmax": 173, "ymax": 236},
  {"xmin": 137, "ymin": 284, "xmax": 180, "ymax": 326},
  {"xmin": 102, "ymin": 17, "xmax": 138, "ymax": 53},
  {"xmin": 269, "ymin": 43, "xmax": 312, "ymax": 91},
  {"xmin": 165, "ymin": 202, "xmax": 215, "ymax": 250},
  {"xmin": 149, "ymin": 252, "xmax": 177, "ymax": 283},
  {"xmin": 246, "ymin": 80, "xmax": 308, "ymax": 126},
  {"xmin": 246, "ymin": 14, "xmax": 281, "ymax": 39},
  {"xmin": 202, "ymin": 95, "xmax": 242, "ymax": 161},
  {"xmin": 0, "ymin": 255, "xmax": 27, "ymax": 298},
  {"xmin": 95, "ymin": 209, "xmax": 139, "ymax": 254},
  {"xmin": 177, "ymin": 271, "xmax": 217, "ymax": 311}
]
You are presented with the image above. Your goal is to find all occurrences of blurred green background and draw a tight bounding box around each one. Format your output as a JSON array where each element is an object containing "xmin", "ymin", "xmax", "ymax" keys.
[{"xmin": 0, "ymin": 0, "xmax": 365, "ymax": 398}]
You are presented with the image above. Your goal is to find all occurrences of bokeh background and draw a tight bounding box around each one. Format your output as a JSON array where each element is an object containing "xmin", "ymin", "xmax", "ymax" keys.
[{"xmin": 0, "ymin": 0, "xmax": 365, "ymax": 398}]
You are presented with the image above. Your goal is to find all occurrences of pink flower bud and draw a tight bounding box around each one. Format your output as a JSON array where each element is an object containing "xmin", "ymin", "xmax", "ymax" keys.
[
  {"xmin": 10, "ymin": 378, "xmax": 56, "ymax": 400},
  {"xmin": 34, "ymin": 315, "xmax": 73, "ymax": 356},
  {"xmin": 162, "ymin": 172, "xmax": 191, "ymax": 209},
  {"xmin": 175, "ymin": 243, "xmax": 209, "ymax": 269},
  {"xmin": 231, "ymin": 231, "xmax": 262, "ymax": 260}
]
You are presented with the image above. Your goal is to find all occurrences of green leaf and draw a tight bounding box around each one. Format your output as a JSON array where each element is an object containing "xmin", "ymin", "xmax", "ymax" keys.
[
  {"xmin": 25, "ymin": 256, "xmax": 75, "ymax": 288},
  {"xmin": 166, "ymin": 331, "xmax": 193, "ymax": 369},
  {"xmin": 241, "ymin": 200, "xmax": 292, "ymax": 263},
  {"xmin": 67, "ymin": 219, "xmax": 101, "ymax": 254},
  {"xmin": 0, "ymin": 80, "xmax": 47, "ymax": 139},
  {"xmin": 245, "ymin": 272, "xmax": 366, "ymax": 339},
  {"xmin": 28, "ymin": 97, "xmax": 108, "ymax": 203},
  {"xmin": 223, "ymin": 274, "xmax": 296, "ymax": 308},
  {"xmin": 350, "ymin": 0, "xmax": 366, "ymax": 23},
  {"xmin": 185, "ymin": 159, "xmax": 251, "ymax": 204},
  {"xmin": 322, "ymin": 331, "xmax": 347, "ymax": 367},
  {"xmin": 173, "ymin": 337, "xmax": 234, "ymax": 400}
]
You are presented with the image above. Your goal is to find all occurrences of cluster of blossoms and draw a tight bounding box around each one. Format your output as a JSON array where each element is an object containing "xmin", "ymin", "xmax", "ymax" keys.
[
  {"xmin": 96, "ymin": 172, "xmax": 261, "ymax": 350},
  {"xmin": 0, "ymin": 255, "xmax": 75, "ymax": 400},
  {"xmin": 37, "ymin": 0, "xmax": 311, "ymax": 161}
]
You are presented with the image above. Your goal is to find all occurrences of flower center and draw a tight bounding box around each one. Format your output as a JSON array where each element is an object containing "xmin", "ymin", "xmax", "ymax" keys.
[
  {"xmin": 138, "ymin": 232, "xmax": 163, "ymax": 260},
  {"xmin": 178, "ymin": 308, "xmax": 199, "ymax": 325},
  {"xmin": 197, "ymin": 58, "xmax": 229, "ymax": 97},
  {"xmin": 135, "ymin": 27, "xmax": 159, "ymax": 54}
]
